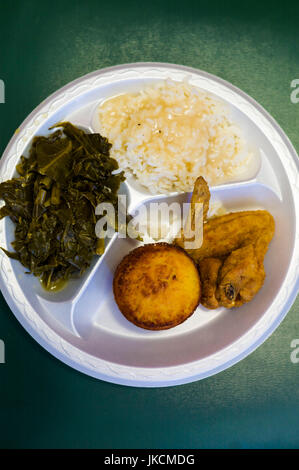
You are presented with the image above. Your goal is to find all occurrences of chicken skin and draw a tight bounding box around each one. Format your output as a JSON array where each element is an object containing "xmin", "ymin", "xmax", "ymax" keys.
[
  {"xmin": 177, "ymin": 210, "xmax": 275, "ymax": 263},
  {"xmin": 174, "ymin": 177, "xmax": 275, "ymax": 309},
  {"xmin": 198, "ymin": 257, "xmax": 223, "ymax": 309}
]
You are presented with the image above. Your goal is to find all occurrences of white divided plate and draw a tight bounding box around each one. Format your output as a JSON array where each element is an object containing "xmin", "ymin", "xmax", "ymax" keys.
[{"xmin": 0, "ymin": 63, "xmax": 298, "ymax": 387}]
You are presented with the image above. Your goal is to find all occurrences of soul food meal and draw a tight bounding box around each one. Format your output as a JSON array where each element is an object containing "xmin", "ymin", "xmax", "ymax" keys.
[
  {"xmin": 94, "ymin": 79, "xmax": 257, "ymax": 194},
  {"xmin": 0, "ymin": 80, "xmax": 274, "ymax": 320},
  {"xmin": 0, "ymin": 122, "xmax": 124, "ymax": 291},
  {"xmin": 113, "ymin": 177, "xmax": 275, "ymax": 329},
  {"xmin": 113, "ymin": 243, "xmax": 201, "ymax": 330}
]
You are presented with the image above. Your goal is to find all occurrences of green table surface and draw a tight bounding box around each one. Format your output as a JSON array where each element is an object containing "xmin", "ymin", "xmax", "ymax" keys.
[{"xmin": 0, "ymin": 0, "xmax": 299, "ymax": 449}]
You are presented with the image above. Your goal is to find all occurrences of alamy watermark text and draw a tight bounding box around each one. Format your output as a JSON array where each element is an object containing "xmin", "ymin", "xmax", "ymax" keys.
[
  {"xmin": 0, "ymin": 339, "xmax": 5, "ymax": 363},
  {"xmin": 0, "ymin": 80, "xmax": 4, "ymax": 103},
  {"xmin": 290, "ymin": 79, "xmax": 299, "ymax": 103}
]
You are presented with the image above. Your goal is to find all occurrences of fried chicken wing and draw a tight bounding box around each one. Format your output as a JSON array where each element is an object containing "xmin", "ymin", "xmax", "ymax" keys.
[
  {"xmin": 216, "ymin": 244, "xmax": 266, "ymax": 308},
  {"xmin": 182, "ymin": 210, "xmax": 275, "ymax": 263},
  {"xmin": 174, "ymin": 176, "xmax": 210, "ymax": 249}
]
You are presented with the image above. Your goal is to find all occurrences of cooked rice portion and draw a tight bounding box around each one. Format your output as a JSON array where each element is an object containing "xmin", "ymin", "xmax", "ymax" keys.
[{"xmin": 96, "ymin": 80, "xmax": 253, "ymax": 194}]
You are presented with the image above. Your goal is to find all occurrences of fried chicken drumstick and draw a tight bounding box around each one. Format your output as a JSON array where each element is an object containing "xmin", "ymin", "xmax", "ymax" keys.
[{"xmin": 175, "ymin": 177, "xmax": 275, "ymax": 309}]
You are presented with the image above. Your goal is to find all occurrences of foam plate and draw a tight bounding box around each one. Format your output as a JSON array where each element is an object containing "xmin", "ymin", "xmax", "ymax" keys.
[{"xmin": 0, "ymin": 63, "xmax": 298, "ymax": 387}]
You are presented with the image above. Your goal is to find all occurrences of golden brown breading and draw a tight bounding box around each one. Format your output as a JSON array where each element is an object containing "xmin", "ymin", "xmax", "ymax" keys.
[
  {"xmin": 182, "ymin": 210, "xmax": 275, "ymax": 263},
  {"xmin": 174, "ymin": 176, "xmax": 275, "ymax": 309},
  {"xmin": 216, "ymin": 244, "xmax": 266, "ymax": 308},
  {"xmin": 190, "ymin": 175, "xmax": 211, "ymax": 223},
  {"xmin": 174, "ymin": 176, "xmax": 210, "ymax": 249},
  {"xmin": 198, "ymin": 257, "xmax": 223, "ymax": 309},
  {"xmin": 113, "ymin": 243, "xmax": 201, "ymax": 330},
  {"xmin": 197, "ymin": 216, "xmax": 275, "ymax": 308}
]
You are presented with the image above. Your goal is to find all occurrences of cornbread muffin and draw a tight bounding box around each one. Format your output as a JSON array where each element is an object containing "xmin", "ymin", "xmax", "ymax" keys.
[{"xmin": 113, "ymin": 243, "xmax": 201, "ymax": 330}]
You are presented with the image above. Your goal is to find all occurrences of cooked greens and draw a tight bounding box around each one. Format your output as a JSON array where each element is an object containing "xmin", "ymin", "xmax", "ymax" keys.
[{"xmin": 0, "ymin": 122, "xmax": 125, "ymax": 291}]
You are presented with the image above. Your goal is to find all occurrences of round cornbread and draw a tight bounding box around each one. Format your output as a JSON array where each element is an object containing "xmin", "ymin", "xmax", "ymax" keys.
[{"xmin": 113, "ymin": 243, "xmax": 201, "ymax": 330}]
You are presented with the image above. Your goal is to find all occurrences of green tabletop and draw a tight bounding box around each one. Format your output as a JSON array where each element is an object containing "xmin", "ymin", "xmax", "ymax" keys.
[{"xmin": 0, "ymin": 0, "xmax": 298, "ymax": 449}]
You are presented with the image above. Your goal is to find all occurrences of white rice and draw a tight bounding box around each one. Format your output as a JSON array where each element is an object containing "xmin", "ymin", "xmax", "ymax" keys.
[{"xmin": 96, "ymin": 79, "xmax": 253, "ymax": 194}]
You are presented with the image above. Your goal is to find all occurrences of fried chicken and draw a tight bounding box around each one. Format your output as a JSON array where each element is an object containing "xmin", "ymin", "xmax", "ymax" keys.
[
  {"xmin": 174, "ymin": 177, "xmax": 275, "ymax": 309},
  {"xmin": 178, "ymin": 210, "xmax": 275, "ymax": 262},
  {"xmin": 198, "ymin": 257, "xmax": 223, "ymax": 309},
  {"xmin": 174, "ymin": 176, "xmax": 210, "ymax": 249}
]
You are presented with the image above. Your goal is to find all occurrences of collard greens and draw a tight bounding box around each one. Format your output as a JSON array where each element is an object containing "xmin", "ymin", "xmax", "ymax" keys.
[{"xmin": 0, "ymin": 122, "xmax": 125, "ymax": 290}]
